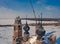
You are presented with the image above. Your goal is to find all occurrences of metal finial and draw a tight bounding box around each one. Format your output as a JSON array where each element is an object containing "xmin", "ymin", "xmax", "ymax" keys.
[
  {"xmin": 41, "ymin": 12, "xmax": 42, "ymax": 27},
  {"xmin": 26, "ymin": 15, "xmax": 28, "ymax": 25},
  {"xmin": 36, "ymin": 12, "xmax": 46, "ymax": 37},
  {"xmin": 23, "ymin": 15, "xmax": 30, "ymax": 34}
]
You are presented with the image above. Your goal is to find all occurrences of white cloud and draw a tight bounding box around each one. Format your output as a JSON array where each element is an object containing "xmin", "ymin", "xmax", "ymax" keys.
[
  {"xmin": 36, "ymin": 0, "xmax": 42, "ymax": 5},
  {"xmin": 0, "ymin": 7, "xmax": 16, "ymax": 18},
  {"xmin": 36, "ymin": 0, "xmax": 47, "ymax": 5},
  {"xmin": 45, "ymin": 6, "xmax": 58, "ymax": 11},
  {"xmin": 40, "ymin": 5, "xmax": 60, "ymax": 18},
  {"xmin": 0, "ymin": 6, "xmax": 36, "ymax": 19},
  {"xmin": 0, "ymin": 7, "xmax": 27, "ymax": 18}
]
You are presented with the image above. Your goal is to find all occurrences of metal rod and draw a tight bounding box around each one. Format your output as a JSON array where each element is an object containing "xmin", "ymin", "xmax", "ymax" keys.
[
  {"xmin": 29, "ymin": 0, "xmax": 37, "ymax": 24},
  {"xmin": 41, "ymin": 12, "xmax": 42, "ymax": 27},
  {"xmin": 26, "ymin": 15, "xmax": 28, "ymax": 24}
]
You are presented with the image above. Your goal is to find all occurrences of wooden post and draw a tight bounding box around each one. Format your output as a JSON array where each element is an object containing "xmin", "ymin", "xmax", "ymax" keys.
[
  {"xmin": 13, "ymin": 16, "xmax": 22, "ymax": 44},
  {"xmin": 22, "ymin": 34, "xmax": 29, "ymax": 44},
  {"xmin": 23, "ymin": 34, "xmax": 29, "ymax": 42},
  {"xmin": 50, "ymin": 35, "xmax": 56, "ymax": 44}
]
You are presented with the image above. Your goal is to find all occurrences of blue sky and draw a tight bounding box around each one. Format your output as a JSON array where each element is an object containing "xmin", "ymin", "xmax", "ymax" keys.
[{"xmin": 0, "ymin": 0, "xmax": 60, "ymax": 18}]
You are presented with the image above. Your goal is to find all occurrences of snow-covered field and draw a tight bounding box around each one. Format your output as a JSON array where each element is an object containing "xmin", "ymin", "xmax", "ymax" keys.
[{"xmin": 0, "ymin": 20, "xmax": 60, "ymax": 44}]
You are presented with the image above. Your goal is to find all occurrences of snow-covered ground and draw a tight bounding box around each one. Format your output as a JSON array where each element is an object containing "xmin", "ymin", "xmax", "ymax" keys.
[{"xmin": 0, "ymin": 20, "xmax": 60, "ymax": 44}]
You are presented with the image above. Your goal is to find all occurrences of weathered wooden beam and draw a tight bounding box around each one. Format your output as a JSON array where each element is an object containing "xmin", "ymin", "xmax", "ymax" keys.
[
  {"xmin": 0, "ymin": 23, "xmax": 60, "ymax": 27},
  {"xmin": 0, "ymin": 18, "xmax": 60, "ymax": 21},
  {"xmin": 21, "ymin": 18, "xmax": 60, "ymax": 21}
]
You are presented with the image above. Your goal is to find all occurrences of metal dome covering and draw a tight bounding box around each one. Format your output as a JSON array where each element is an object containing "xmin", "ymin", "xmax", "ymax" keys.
[
  {"xmin": 23, "ymin": 22, "xmax": 30, "ymax": 32},
  {"xmin": 36, "ymin": 13, "xmax": 46, "ymax": 37}
]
